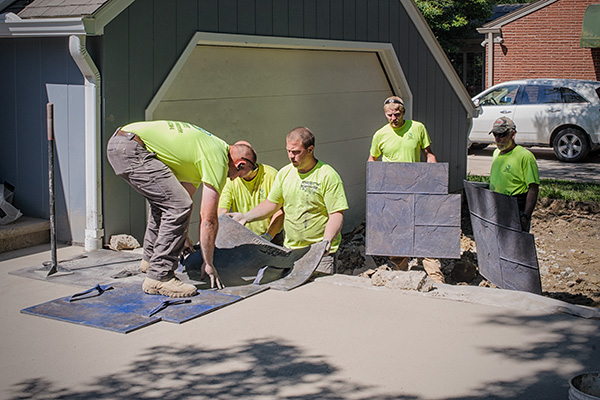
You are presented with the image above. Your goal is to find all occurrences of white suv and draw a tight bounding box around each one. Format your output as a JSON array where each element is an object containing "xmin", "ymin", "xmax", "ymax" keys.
[{"xmin": 469, "ymin": 79, "xmax": 600, "ymax": 162}]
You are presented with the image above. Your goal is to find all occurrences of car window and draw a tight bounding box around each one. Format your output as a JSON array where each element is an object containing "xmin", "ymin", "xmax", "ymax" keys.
[
  {"xmin": 561, "ymin": 88, "xmax": 588, "ymax": 103},
  {"xmin": 518, "ymin": 86, "xmax": 537, "ymax": 104},
  {"xmin": 538, "ymin": 85, "xmax": 562, "ymax": 103},
  {"xmin": 479, "ymin": 85, "xmax": 519, "ymax": 106}
]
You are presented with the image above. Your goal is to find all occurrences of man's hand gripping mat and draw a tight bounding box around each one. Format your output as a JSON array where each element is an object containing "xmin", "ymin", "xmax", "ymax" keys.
[{"xmin": 182, "ymin": 215, "xmax": 326, "ymax": 293}]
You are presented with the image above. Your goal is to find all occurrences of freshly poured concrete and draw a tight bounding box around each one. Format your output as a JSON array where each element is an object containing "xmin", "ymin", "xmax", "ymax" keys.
[{"xmin": 1, "ymin": 244, "xmax": 599, "ymax": 399}]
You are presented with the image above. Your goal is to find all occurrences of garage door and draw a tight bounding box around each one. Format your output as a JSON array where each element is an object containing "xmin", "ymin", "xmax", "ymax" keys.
[{"xmin": 149, "ymin": 45, "xmax": 394, "ymax": 237}]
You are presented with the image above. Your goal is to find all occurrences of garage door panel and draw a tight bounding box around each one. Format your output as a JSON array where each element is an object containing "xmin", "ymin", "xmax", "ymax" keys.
[
  {"xmin": 163, "ymin": 47, "xmax": 391, "ymax": 101},
  {"xmin": 154, "ymin": 92, "xmax": 387, "ymax": 147}
]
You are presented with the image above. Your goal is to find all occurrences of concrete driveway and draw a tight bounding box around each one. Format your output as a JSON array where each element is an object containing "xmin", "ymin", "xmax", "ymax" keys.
[
  {"xmin": 1, "ymin": 244, "xmax": 599, "ymax": 399},
  {"xmin": 467, "ymin": 145, "xmax": 600, "ymax": 183}
]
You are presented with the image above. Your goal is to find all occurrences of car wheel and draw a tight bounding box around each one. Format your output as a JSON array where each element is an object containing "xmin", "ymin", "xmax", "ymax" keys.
[{"xmin": 553, "ymin": 128, "xmax": 590, "ymax": 163}]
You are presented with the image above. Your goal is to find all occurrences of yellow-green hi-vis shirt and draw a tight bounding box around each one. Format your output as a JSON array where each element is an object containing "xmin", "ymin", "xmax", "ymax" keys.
[
  {"xmin": 268, "ymin": 161, "xmax": 349, "ymax": 253},
  {"xmin": 218, "ymin": 164, "xmax": 278, "ymax": 235},
  {"xmin": 370, "ymin": 120, "xmax": 432, "ymax": 163},
  {"xmin": 122, "ymin": 121, "xmax": 229, "ymax": 193},
  {"xmin": 490, "ymin": 145, "xmax": 540, "ymax": 196}
]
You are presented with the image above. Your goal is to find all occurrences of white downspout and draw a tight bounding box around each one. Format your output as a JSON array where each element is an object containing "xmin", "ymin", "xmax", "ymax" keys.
[
  {"xmin": 486, "ymin": 32, "xmax": 494, "ymax": 88},
  {"xmin": 69, "ymin": 35, "xmax": 104, "ymax": 250}
]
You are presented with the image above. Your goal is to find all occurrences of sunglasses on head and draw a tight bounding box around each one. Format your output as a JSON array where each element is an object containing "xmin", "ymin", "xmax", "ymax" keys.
[{"xmin": 384, "ymin": 98, "xmax": 404, "ymax": 106}]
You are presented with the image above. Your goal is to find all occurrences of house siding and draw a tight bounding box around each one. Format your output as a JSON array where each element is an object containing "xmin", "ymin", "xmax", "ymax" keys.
[
  {"xmin": 489, "ymin": 0, "xmax": 600, "ymax": 85},
  {"xmin": 0, "ymin": 36, "xmax": 86, "ymax": 244}
]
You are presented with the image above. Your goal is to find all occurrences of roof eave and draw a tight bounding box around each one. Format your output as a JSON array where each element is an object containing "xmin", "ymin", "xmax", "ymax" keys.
[
  {"xmin": 479, "ymin": 0, "xmax": 560, "ymax": 30},
  {"xmin": 0, "ymin": 12, "xmax": 93, "ymax": 37},
  {"xmin": 0, "ymin": 0, "xmax": 134, "ymax": 37}
]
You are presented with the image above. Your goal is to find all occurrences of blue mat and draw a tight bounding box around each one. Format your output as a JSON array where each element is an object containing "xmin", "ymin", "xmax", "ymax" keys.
[{"xmin": 21, "ymin": 282, "xmax": 242, "ymax": 333}]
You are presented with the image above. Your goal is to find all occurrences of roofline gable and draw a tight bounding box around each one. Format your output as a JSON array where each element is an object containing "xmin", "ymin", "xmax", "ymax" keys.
[{"xmin": 478, "ymin": 0, "xmax": 560, "ymax": 32}]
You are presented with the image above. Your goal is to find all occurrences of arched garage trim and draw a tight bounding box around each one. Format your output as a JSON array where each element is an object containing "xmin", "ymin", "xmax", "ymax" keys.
[{"xmin": 146, "ymin": 32, "xmax": 412, "ymax": 121}]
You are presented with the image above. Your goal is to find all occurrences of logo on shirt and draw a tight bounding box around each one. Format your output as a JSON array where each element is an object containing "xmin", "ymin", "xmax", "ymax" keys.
[
  {"xmin": 300, "ymin": 181, "xmax": 320, "ymax": 194},
  {"xmin": 503, "ymin": 164, "xmax": 512, "ymax": 173}
]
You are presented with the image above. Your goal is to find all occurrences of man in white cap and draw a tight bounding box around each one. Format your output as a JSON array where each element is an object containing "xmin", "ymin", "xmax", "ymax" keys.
[{"xmin": 488, "ymin": 116, "xmax": 540, "ymax": 232}]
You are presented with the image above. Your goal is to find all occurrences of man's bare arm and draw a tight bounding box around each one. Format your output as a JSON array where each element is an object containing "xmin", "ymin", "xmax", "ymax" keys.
[
  {"xmin": 322, "ymin": 211, "xmax": 344, "ymax": 254},
  {"xmin": 422, "ymin": 146, "xmax": 437, "ymax": 163},
  {"xmin": 230, "ymin": 199, "xmax": 281, "ymax": 226},
  {"xmin": 199, "ymin": 183, "xmax": 223, "ymax": 289}
]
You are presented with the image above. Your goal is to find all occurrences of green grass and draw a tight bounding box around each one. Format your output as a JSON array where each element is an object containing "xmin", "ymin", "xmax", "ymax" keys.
[{"xmin": 466, "ymin": 175, "xmax": 600, "ymax": 203}]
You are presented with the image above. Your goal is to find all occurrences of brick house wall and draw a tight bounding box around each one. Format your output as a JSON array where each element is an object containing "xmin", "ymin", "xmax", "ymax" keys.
[{"xmin": 489, "ymin": 0, "xmax": 599, "ymax": 86}]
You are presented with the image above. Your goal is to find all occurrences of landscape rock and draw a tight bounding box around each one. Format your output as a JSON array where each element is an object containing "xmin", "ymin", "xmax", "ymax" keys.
[
  {"xmin": 109, "ymin": 234, "xmax": 141, "ymax": 251},
  {"xmin": 371, "ymin": 269, "xmax": 435, "ymax": 292}
]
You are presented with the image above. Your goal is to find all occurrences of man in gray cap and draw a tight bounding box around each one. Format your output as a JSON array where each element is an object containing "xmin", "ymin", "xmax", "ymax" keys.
[{"xmin": 488, "ymin": 117, "xmax": 540, "ymax": 231}]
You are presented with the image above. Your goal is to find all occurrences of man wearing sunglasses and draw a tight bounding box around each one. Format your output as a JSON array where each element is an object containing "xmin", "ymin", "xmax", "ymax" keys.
[
  {"xmin": 489, "ymin": 117, "xmax": 540, "ymax": 232},
  {"xmin": 368, "ymin": 96, "xmax": 445, "ymax": 284},
  {"xmin": 218, "ymin": 141, "xmax": 284, "ymax": 242},
  {"xmin": 107, "ymin": 120, "xmax": 257, "ymax": 296}
]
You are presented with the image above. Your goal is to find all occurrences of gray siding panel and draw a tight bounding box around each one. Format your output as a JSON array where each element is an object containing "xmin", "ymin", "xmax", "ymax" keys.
[
  {"xmin": 272, "ymin": 0, "xmax": 288, "ymax": 36},
  {"xmin": 219, "ymin": 0, "xmax": 237, "ymax": 33},
  {"xmin": 0, "ymin": 40, "xmax": 17, "ymax": 187},
  {"xmin": 255, "ymin": 0, "xmax": 273, "ymax": 36},
  {"xmin": 288, "ymin": 1, "xmax": 303, "ymax": 37},
  {"xmin": 198, "ymin": 0, "xmax": 219, "ymax": 31},
  {"xmin": 1, "ymin": 36, "xmax": 86, "ymax": 243},
  {"xmin": 330, "ymin": 0, "xmax": 343, "ymax": 40},
  {"xmin": 315, "ymin": 1, "xmax": 329, "ymax": 38},
  {"xmin": 303, "ymin": 0, "xmax": 316, "ymax": 38},
  {"xmin": 378, "ymin": 0, "xmax": 389, "ymax": 42},
  {"xmin": 343, "ymin": 0, "xmax": 356, "ymax": 41},
  {"xmin": 366, "ymin": 0, "xmax": 378, "ymax": 41},
  {"xmin": 154, "ymin": 0, "xmax": 177, "ymax": 94},
  {"xmin": 238, "ymin": 0, "xmax": 256, "ymax": 34},
  {"xmin": 103, "ymin": 9, "xmax": 146, "ymax": 242},
  {"xmin": 354, "ymin": 0, "xmax": 367, "ymax": 41},
  {"xmin": 16, "ymin": 38, "xmax": 45, "ymax": 217},
  {"xmin": 176, "ymin": 0, "xmax": 198, "ymax": 55}
]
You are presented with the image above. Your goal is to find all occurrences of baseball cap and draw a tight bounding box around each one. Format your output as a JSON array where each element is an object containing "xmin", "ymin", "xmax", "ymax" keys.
[{"xmin": 489, "ymin": 117, "xmax": 516, "ymax": 135}]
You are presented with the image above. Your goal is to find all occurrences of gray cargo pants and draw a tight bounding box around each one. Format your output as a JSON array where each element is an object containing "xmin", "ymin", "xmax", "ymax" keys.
[{"xmin": 107, "ymin": 131, "xmax": 193, "ymax": 281}]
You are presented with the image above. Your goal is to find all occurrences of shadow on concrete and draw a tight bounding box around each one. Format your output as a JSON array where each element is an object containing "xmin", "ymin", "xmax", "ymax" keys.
[
  {"xmin": 7, "ymin": 338, "xmax": 416, "ymax": 400},
  {"xmin": 7, "ymin": 310, "xmax": 600, "ymax": 399},
  {"xmin": 443, "ymin": 312, "xmax": 600, "ymax": 400}
]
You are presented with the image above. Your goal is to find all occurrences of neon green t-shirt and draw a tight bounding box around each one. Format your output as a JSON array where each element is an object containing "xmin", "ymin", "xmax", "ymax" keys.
[
  {"xmin": 218, "ymin": 164, "xmax": 278, "ymax": 235},
  {"xmin": 268, "ymin": 161, "xmax": 349, "ymax": 253},
  {"xmin": 490, "ymin": 145, "xmax": 540, "ymax": 196},
  {"xmin": 122, "ymin": 121, "xmax": 229, "ymax": 192},
  {"xmin": 369, "ymin": 120, "xmax": 432, "ymax": 162}
]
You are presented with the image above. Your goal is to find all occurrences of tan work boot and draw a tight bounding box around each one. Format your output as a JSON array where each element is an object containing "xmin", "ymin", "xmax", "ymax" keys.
[
  {"xmin": 140, "ymin": 259, "xmax": 149, "ymax": 273},
  {"xmin": 142, "ymin": 277, "xmax": 197, "ymax": 298}
]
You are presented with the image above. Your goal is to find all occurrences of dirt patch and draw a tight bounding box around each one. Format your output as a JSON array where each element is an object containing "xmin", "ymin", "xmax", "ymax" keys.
[{"xmin": 337, "ymin": 198, "xmax": 600, "ymax": 308}]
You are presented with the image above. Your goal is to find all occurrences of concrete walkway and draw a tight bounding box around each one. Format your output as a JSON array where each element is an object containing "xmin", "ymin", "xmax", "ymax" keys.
[{"xmin": 1, "ymin": 244, "xmax": 599, "ymax": 399}]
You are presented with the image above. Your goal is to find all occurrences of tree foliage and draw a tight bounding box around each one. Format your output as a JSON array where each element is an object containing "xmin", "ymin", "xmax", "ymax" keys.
[
  {"xmin": 416, "ymin": 0, "xmax": 494, "ymax": 53},
  {"xmin": 417, "ymin": 0, "xmax": 539, "ymax": 54}
]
